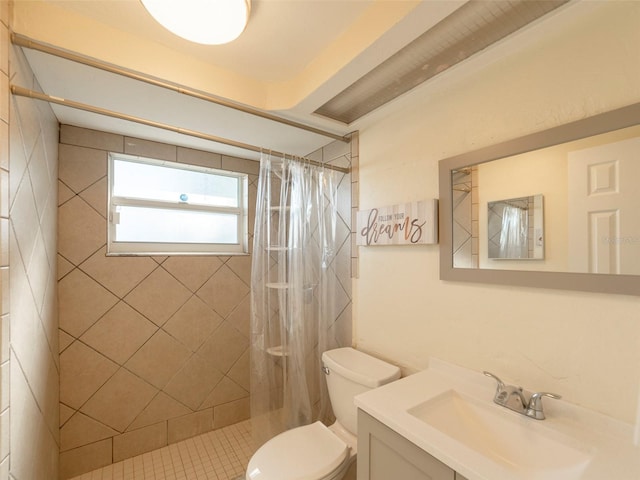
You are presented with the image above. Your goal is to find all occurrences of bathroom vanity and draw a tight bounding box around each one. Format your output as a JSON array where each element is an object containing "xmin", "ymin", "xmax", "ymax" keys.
[
  {"xmin": 355, "ymin": 359, "xmax": 640, "ymax": 480},
  {"xmin": 358, "ymin": 409, "xmax": 468, "ymax": 480}
]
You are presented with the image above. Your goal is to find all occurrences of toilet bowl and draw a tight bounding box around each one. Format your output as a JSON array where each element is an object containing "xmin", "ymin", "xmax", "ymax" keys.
[{"xmin": 246, "ymin": 347, "xmax": 401, "ymax": 480}]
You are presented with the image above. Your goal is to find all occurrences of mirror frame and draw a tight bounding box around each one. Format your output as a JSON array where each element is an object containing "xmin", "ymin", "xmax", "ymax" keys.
[{"xmin": 439, "ymin": 102, "xmax": 640, "ymax": 296}]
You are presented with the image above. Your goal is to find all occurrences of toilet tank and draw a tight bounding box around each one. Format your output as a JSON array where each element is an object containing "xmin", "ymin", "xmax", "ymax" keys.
[{"xmin": 322, "ymin": 347, "xmax": 401, "ymax": 435}]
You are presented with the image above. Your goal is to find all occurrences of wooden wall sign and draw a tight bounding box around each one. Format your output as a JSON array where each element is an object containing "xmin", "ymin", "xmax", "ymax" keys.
[{"xmin": 356, "ymin": 200, "xmax": 438, "ymax": 246}]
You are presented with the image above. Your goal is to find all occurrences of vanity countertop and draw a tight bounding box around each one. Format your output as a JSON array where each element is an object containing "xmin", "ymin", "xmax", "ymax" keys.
[{"xmin": 354, "ymin": 359, "xmax": 640, "ymax": 480}]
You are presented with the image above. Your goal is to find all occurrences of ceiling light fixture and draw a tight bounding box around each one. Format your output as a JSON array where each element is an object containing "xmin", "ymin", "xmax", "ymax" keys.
[{"xmin": 140, "ymin": 0, "xmax": 251, "ymax": 45}]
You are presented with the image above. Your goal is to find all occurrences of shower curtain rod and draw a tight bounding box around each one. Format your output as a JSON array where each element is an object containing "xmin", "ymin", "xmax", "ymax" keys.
[
  {"xmin": 11, "ymin": 85, "xmax": 351, "ymax": 174},
  {"xmin": 11, "ymin": 33, "xmax": 350, "ymax": 143}
]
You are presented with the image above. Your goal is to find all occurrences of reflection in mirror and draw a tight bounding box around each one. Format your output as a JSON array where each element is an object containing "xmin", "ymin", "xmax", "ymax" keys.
[
  {"xmin": 488, "ymin": 195, "xmax": 543, "ymax": 260},
  {"xmin": 439, "ymin": 103, "xmax": 640, "ymax": 296},
  {"xmin": 450, "ymin": 123, "xmax": 640, "ymax": 274}
]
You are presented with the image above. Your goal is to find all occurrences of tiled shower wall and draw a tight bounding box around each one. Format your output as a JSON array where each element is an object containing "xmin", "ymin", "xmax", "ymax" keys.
[
  {"xmin": 452, "ymin": 167, "xmax": 478, "ymax": 268},
  {"xmin": 58, "ymin": 128, "xmax": 355, "ymax": 479},
  {"xmin": 5, "ymin": 5, "xmax": 62, "ymax": 479},
  {"xmin": 307, "ymin": 137, "xmax": 354, "ymax": 348},
  {"xmin": 58, "ymin": 126, "xmax": 257, "ymax": 479}
]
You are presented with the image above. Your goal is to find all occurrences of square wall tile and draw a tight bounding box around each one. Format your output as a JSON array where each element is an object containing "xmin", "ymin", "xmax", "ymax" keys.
[
  {"xmin": 161, "ymin": 256, "xmax": 223, "ymax": 293},
  {"xmin": 0, "ymin": 23, "xmax": 8, "ymax": 75},
  {"xmin": 80, "ymin": 247, "xmax": 157, "ymax": 299},
  {"xmin": 0, "ymin": 315, "xmax": 7, "ymax": 363},
  {"xmin": 60, "ymin": 125, "xmax": 123, "ymax": 152},
  {"xmin": 80, "ymin": 301, "xmax": 157, "ymax": 365},
  {"xmin": 60, "ymin": 404, "xmax": 75, "ymax": 427},
  {"xmin": 124, "ymin": 137, "xmax": 176, "ymax": 161},
  {"xmin": 197, "ymin": 265, "xmax": 249, "ymax": 318},
  {"xmin": 0, "ymin": 455, "xmax": 7, "ymax": 480},
  {"xmin": 213, "ymin": 397, "xmax": 250, "ymax": 429},
  {"xmin": 163, "ymin": 296, "xmax": 222, "ymax": 352},
  {"xmin": 167, "ymin": 409, "xmax": 213, "ymax": 445},
  {"xmin": 0, "ymin": 74, "xmax": 7, "ymax": 124},
  {"xmin": 0, "ymin": 0, "xmax": 8, "ymax": 25},
  {"xmin": 80, "ymin": 368, "xmax": 157, "ymax": 433},
  {"xmin": 322, "ymin": 139, "xmax": 350, "ymax": 164},
  {"xmin": 58, "ymin": 181, "xmax": 74, "ymax": 206},
  {"xmin": 58, "ymin": 196, "xmax": 106, "ymax": 266},
  {"xmin": 201, "ymin": 376, "xmax": 247, "ymax": 410},
  {"xmin": 0, "ymin": 121, "xmax": 7, "ymax": 171},
  {"xmin": 127, "ymin": 392, "xmax": 190, "ymax": 432},
  {"xmin": 61, "ymin": 412, "xmax": 118, "ymax": 452},
  {"xmin": 124, "ymin": 330, "xmax": 190, "ymax": 390},
  {"xmin": 221, "ymin": 156, "xmax": 259, "ymax": 175},
  {"xmin": 78, "ymin": 177, "xmax": 107, "ymax": 218},
  {"xmin": 60, "ymin": 341, "xmax": 119, "ymax": 410},
  {"xmin": 113, "ymin": 422, "xmax": 167, "ymax": 463},
  {"xmin": 197, "ymin": 322, "xmax": 248, "ymax": 374},
  {"xmin": 163, "ymin": 353, "xmax": 224, "ymax": 410},
  {"xmin": 227, "ymin": 350, "xmax": 250, "ymax": 392},
  {"xmin": 0, "ymin": 218, "xmax": 7, "ymax": 266},
  {"xmin": 177, "ymin": 147, "xmax": 222, "ymax": 169},
  {"xmin": 58, "ymin": 144, "xmax": 107, "ymax": 195},
  {"xmin": 58, "ymin": 269, "xmax": 118, "ymax": 338},
  {"xmin": 124, "ymin": 268, "xmax": 191, "ymax": 327},
  {"xmin": 59, "ymin": 439, "xmax": 112, "ymax": 480}
]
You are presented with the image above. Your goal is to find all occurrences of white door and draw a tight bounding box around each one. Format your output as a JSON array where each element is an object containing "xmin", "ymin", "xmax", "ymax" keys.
[{"xmin": 568, "ymin": 136, "xmax": 640, "ymax": 274}]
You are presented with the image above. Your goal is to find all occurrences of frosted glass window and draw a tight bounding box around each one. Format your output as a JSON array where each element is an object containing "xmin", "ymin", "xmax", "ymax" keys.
[
  {"xmin": 108, "ymin": 153, "xmax": 248, "ymax": 255},
  {"xmin": 115, "ymin": 207, "xmax": 238, "ymax": 244},
  {"xmin": 113, "ymin": 160, "xmax": 239, "ymax": 207}
]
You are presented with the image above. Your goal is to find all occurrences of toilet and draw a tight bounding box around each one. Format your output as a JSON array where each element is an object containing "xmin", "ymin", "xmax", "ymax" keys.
[{"xmin": 246, "ymin": 347, "xmax": 401, "ymax": 480}]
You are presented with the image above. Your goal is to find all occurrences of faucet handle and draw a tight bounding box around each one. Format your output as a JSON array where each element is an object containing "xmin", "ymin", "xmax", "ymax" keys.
[
  {"xmin": 526, "ymin": 391, "xmax": 562, "ymax": 420},
  {"xmin": 483, "ymin": 371, "xmax": 505, "ymax": 391}
]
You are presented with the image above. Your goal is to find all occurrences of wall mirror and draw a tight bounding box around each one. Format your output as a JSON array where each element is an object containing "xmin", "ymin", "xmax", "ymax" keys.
[{"xmin": 439, "ymin": 103, "xmax": 640, "ymax": 296}]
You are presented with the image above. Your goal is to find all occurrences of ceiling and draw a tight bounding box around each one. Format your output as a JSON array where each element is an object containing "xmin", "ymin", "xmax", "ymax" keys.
[{"xmin": 11, "ymin": 0, "xmax": 576, "ymax": 160}]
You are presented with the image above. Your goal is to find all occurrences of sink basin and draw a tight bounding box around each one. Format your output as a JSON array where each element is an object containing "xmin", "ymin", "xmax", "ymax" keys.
[{"xmin": 408, "ymin": 390, "xmax": 592, "ymax": 479}]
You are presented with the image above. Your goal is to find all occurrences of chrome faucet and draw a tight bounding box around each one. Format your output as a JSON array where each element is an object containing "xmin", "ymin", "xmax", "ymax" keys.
[{"xmin": 483, "ymin": 371, "xmax": 561, "ymax": 420}]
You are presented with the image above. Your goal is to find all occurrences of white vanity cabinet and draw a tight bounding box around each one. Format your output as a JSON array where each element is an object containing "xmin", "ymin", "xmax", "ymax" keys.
[{"xmin": 357, "ymin": 410, "xmax": 469, "ymax": 480}]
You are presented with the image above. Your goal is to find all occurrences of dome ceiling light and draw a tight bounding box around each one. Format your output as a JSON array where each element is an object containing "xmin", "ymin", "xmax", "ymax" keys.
[{"xmin": 140, "ymin": 0, "xmax": 251, "ymax": 45}]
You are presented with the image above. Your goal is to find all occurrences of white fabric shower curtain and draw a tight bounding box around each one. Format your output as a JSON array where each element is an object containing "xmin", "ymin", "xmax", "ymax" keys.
[{"xmin": 250, "ymin": 153, "xmax": 341, "ymax": 447}]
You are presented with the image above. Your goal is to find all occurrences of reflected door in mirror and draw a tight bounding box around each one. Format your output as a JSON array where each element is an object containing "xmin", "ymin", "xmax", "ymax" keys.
[{"xmin": 568, "ymin": 137, "xmax": 640, "ymax": 274}]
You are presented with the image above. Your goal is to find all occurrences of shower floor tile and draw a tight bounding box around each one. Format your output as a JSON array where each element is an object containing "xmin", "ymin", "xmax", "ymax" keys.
[{"xmin": 70, "ymin": 420, "xmax": 254, "ymax": 480}]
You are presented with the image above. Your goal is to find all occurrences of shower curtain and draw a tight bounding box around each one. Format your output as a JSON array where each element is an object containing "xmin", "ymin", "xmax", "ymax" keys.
[
  {"xmin": 250, "ymin": 152, "xmax": 341, "ymax": 447},
  {"xmin": 499, "ymin": 205, "xmax": 528, "ymax": 258}
]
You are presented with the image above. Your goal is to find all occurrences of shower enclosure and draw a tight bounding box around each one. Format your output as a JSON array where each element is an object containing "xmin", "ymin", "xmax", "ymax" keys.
[{"xmin": 250, "ymin": 152, "xmax": 345, "ymax": 447}]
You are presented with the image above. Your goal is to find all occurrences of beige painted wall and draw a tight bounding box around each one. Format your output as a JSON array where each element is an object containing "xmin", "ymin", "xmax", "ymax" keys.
[{"xmin": 354, "ymin": 1, "xmax": 640, "ymax": 425}]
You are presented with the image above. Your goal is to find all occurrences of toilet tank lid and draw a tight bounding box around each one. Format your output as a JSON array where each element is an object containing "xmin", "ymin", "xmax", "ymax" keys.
[{"xmin": 322, "ymin": 348, "xmax": 401, "ymax": 388}]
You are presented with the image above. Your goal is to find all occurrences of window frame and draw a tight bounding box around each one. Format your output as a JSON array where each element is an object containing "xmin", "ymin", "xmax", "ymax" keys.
[{"xmin": 107, "ymin": 153, "xmax": 249, "ymax": 256}]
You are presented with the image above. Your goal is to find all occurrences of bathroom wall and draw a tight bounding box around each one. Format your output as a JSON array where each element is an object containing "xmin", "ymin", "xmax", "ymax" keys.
[
  {"xmin": 354, "ymin": 0, "xmax": 640, "ymax": 425},
  {"xmin": 57, "ymin": 126, "xmax": 257, "ymax": 478},
  {"xmin": 4, "ymin": 3, "xmax": 61, "ymax": 478}
]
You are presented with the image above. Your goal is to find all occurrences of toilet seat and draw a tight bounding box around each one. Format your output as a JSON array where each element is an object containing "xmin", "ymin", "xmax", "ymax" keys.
[{"xmin": 246, "ymin": 421, "xmax": 350, "ymax": 480}]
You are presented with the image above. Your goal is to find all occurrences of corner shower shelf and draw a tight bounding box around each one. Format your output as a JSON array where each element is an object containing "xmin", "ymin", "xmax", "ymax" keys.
[
  {"xmin": 266, "ymin": 345, "xmax": 290, "ymax": 357},
  {"xmin": 266, "ymin": 282, "xmax": 290, "ymax": 289}
]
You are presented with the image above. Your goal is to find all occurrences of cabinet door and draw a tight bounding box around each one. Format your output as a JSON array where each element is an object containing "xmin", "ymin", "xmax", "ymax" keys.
[
  {"xmin": 455, "ymin": 474, "xmax": 469, "ymax": 480},
  {"xmin": 358, "ymin": 410, "xmax": 455, "ymax": 480}
]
